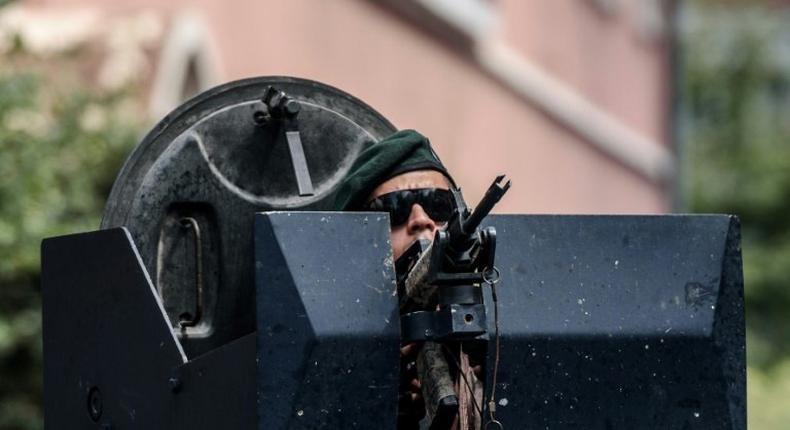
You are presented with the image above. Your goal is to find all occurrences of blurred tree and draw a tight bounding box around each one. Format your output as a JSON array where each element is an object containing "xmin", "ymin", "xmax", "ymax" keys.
[
  {"xmin": 0, "ymin": 53, "xmax": 141, "ymax": 430},
  {"xmin": 680, "ymin": 2, "xmax": 790, "ymax": 428}
]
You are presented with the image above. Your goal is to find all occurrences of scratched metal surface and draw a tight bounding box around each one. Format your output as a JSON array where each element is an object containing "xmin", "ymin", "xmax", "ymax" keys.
[
  {"xmin": 255, "ymin": 211, "xmax": 401, "ymax": 430},
  {"xmin": 483, "ymin": 214, "xmax": 745, "ymax": 430},
  {"xmin": 42, "ymin": 228, "xmax": 186, "ymax": 429},
  {"xmin": 41, "ymin": 214, "xmax": 744, "ymax": 429}
]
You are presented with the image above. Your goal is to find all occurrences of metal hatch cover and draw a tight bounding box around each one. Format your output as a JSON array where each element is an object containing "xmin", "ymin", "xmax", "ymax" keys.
[{"xmin": 100, "ymin": 76, "xmax": 397, "ymax": 357}]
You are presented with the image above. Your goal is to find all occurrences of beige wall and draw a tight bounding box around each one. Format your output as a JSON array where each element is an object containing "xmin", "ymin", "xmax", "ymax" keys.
[
  {"xmin": 503, "ymin": 0, "xmax": 670, "ymax": 140},
  {"xmin": 30, "ymin": 0, "xmax": 675, "ymax": 214}
]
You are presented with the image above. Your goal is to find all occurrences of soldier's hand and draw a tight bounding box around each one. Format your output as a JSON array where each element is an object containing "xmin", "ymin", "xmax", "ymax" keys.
[{"xmin": 399, "ymin": 342, "xmax": 426, "ymax": 424}]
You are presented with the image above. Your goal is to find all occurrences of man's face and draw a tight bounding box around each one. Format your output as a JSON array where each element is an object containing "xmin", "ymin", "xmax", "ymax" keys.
[{"xmin": 367, "ymin": 170, "xmax": 451, "ymax": 261}]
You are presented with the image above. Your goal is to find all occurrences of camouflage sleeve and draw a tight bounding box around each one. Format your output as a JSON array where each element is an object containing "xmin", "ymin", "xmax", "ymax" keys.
[{"xmin": 416, "ymin": 341, "xmax": 457, "ymax": 422}]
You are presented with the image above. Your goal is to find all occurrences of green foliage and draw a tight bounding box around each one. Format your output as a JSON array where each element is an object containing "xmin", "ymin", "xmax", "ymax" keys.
[
  {"xmin": 681, "ymin": 3, "xmax": 790, "ymax": 428},
  {"xmin": 0, "ymin": 69, "xmax": 141, "ymax": 429}
]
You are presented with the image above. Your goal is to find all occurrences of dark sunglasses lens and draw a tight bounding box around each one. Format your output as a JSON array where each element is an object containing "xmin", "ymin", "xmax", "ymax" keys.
[
  {"xmin": 423, "ymin": 191, "xmax": 454, "ymax": 222},
  {"xmin": 368, "ymin": 188, "xmax": 455, "ymax": 226},
  {"xmin": 389, "ymin": 205, "xmax": 412, "ymax": 226},
  {"xmin": 370, "ymin": 191, "xmax": 413, "ymax": 226}
]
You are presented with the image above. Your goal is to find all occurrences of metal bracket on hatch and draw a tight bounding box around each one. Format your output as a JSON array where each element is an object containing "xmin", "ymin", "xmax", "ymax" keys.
[{"xmin": 253, "ymin": 86, "xmax": 315, "ymax": 196}]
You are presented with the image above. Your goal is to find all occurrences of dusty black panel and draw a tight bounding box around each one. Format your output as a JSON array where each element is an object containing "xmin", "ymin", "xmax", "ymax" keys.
[
  {"xmin": 42, "ymin": 229, "xmax": 257, "ymax": 429},
  {"xmin": 481, "ymin": 215, "xmax": 745, "ymax": 430},
  {"xmin": 41, "ymin": 228, "xmax": 186, "ymax": 429},
  {"xmin": 40, "ymin": 214, "xmax": 745, "ymax": 429},
  {"xmin": 170, "ymin": 333, "xmax": 257, "ymax": 429},
  {"xmin": 255, "ymin": 212, "xmax": 401, "ymax": 430}
]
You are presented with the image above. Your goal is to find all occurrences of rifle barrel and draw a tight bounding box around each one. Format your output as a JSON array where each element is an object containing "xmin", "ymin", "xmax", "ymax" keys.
[{"xmin": 461, "ymin": 175, "xmax": 511, "ymax": 234}]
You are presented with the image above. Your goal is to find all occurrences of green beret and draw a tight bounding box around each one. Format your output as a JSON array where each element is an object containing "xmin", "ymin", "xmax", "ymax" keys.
[{"xmin": 332, "ymin": 129, "xmax": 455, "ymax": 210}]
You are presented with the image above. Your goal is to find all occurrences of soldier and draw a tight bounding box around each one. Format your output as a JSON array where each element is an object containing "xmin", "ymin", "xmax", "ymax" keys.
[
  {"xmin": 333, "ymin": 130, "xmax": 481, "ymax": 429},
  {"xmin": 333, "ymin": 129, "xmax": 456, "ymax": 261}
]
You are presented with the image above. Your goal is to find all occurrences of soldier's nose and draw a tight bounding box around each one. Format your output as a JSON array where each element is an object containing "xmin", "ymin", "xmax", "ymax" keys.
[{"xmin": 406, "ymin": 204, "xmax": 437, "ymax": 235}]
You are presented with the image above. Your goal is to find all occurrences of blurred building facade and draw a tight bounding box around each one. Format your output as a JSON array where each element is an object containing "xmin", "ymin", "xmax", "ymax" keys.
[{"xmin": 7, "ymin": 0, "xmax": 676, "ymax": 213}]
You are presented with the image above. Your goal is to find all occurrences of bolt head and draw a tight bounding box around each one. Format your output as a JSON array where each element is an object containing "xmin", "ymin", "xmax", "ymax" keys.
[
  {"xmin": 284, "ymin": 100, "xmax": 301, "ymax": 116},
  {"xmin": 87, "ymin": 386, "xmax": 102, "ymax": 422},
  {"xmin": 169, "ymin": 376, "xmax": 182, "ymax": 393}
]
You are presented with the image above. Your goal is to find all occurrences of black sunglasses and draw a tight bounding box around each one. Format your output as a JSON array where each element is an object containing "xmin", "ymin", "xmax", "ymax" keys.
[{"xmin": 365, "ymin": 188, "xmax": 455, "ymax": 226}]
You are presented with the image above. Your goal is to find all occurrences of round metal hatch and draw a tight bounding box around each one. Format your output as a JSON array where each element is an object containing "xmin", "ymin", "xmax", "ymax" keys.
[{"xmin": 101, "ymin": 76, "xmax": 396, "ymax": 357}]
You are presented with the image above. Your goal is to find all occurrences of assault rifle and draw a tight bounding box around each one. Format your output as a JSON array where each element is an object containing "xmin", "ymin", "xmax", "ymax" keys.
[{"xmin": 395, "ymin": 175, "xmax": 510, "ymax": 429}]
